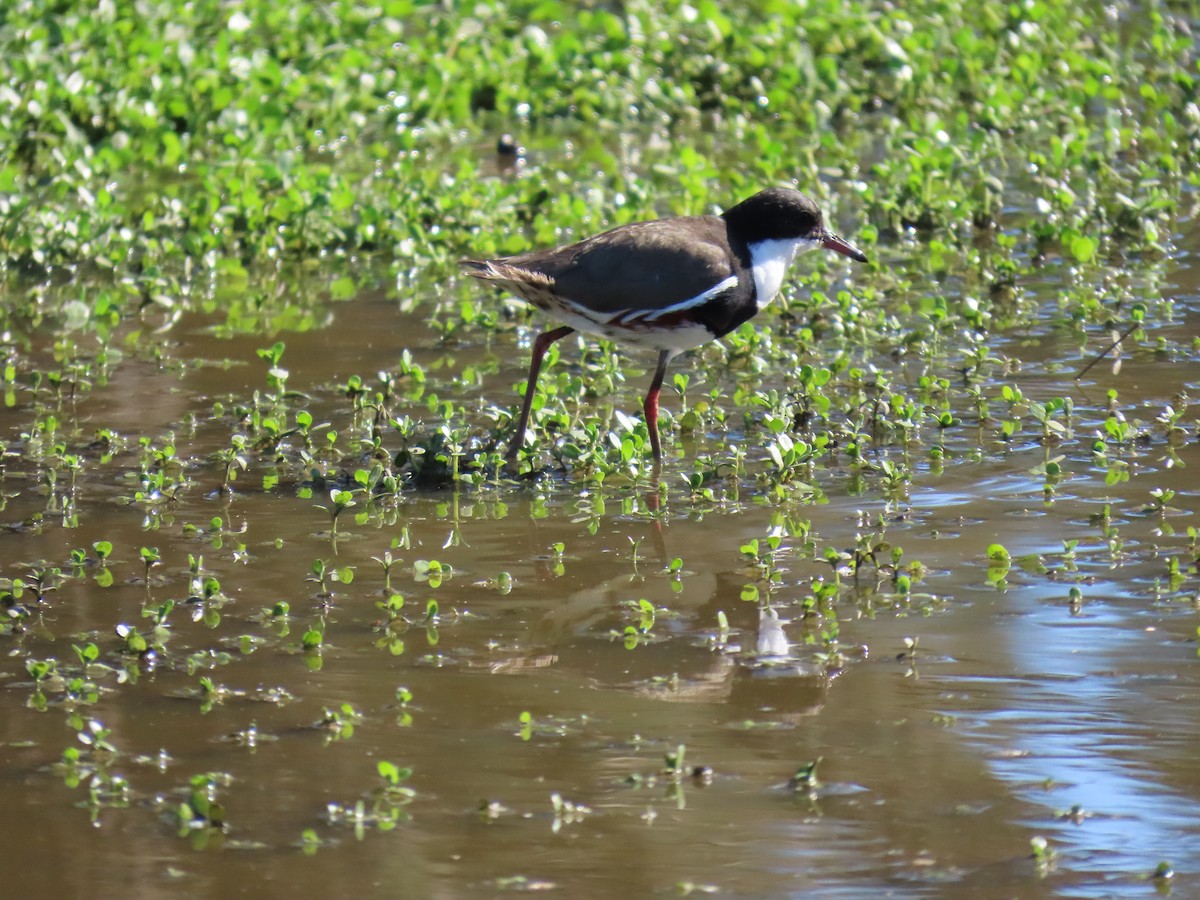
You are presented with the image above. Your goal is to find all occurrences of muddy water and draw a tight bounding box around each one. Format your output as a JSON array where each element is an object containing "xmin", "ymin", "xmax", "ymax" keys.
[{"xmin": 2, "ymin": 252, "xmax": 1200, "ymax": 899}]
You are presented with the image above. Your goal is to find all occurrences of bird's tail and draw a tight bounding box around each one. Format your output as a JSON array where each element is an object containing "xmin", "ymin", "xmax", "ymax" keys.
[
  {"xmin": 459, "ymin": 259, "xmax": 554, "ymax": 295},
  {"xmin": 459, "ymin": 258, "xmax": 494, "ymax": 279}
]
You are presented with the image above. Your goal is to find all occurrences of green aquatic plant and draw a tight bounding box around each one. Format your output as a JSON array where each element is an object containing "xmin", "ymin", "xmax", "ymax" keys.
[
  {"xmin": 179, "ymin": 772, "xmax": 231, "ymax": 836},
  {"xmin": 139, "ymin": 546, "xmax": 161, "ymax": 584},
  {"xmin": 0, "ymin": 1, "xmax": 1197, "ymax": 890},
  {"xmin": 1029, "ymin": 835, "xmax": 1057, "ymax": 876},
  {"xmin": 788, "ymin": 758, "xmax": 822, "ymax": 793},
  {"xmin": 308, "ymin": 558, "xmax": 354, "ymax": 597},
  {"xmin": 301, "ymin": 620, "xmax": 326, "ymax": 651},
  {"xmin": 319, "ymin": 703, "xmax": 362, "ymax": 742},
  {"xmin": 372, "ymin": 549, "xmax": 402, "ymax": 595},
  {"xmin": 325, "ymin": 760, "xmax": 415, "ymax": 836},
  {"xmin": 413, "ymin": 558, "xmax": 451, "ymax": 588},
  {"xmin": 215, "ymin": 435, "xmax": 249, "ymax": 495},
  {"xmin": 115, "ymin": 623, "xmax": 148, "ymax": 656},
  {"xmin": 317, "ymin": 487, "xmax": 357, "ymax": 537}
]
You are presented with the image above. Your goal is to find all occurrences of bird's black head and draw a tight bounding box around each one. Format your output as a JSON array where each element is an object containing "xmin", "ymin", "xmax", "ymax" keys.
[
  {"xmin": 722, "ymin": 188, "xmax": 823, "ymax": 243},
  {"xmin": 723, "ymin": 187, "xmax": 868, "ymax": 263}
]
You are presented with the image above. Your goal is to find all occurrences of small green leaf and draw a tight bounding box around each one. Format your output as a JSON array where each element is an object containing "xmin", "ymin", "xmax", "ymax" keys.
[{"xmin": 1069, "ymin": 234, "xmax": 1097, "ymax": 263}]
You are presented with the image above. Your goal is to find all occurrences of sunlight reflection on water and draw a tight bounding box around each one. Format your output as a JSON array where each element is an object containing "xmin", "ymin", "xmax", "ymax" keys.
[{"xmin": 936, "ymin": 585, "xmax": 1200, "ymax": 893}]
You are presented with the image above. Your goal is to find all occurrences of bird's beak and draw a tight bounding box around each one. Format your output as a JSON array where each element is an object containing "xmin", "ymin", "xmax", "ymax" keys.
[{"xmin": 822, "ymin": 231, "xmax": 869, "ymax": 263}]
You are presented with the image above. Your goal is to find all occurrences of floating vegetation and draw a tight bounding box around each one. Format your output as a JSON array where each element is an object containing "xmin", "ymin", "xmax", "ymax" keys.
[{"xmin": 1, "ymin": 1, "xmax": 1198, "ymax": 897}]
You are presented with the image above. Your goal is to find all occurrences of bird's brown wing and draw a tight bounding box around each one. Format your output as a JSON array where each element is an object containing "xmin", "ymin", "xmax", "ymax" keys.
[{"xmin": 501, "ymin": 216, "xmax": 736, "ymax": 315}]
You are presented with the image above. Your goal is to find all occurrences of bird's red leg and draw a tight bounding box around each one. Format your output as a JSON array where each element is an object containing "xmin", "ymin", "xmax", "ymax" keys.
[
  {"xmin": 508, "ymin": 325, "xmax": 574, "ymax": 461},
  {"xmin": 643, "ymin": 349, "xmax": 674, "ymax": 463}
]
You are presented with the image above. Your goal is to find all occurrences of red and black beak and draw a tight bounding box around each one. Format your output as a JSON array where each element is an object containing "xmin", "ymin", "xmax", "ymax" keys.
[{"xmin": 822, "ymin": 231, "xmax": 869, "ymax": 263}]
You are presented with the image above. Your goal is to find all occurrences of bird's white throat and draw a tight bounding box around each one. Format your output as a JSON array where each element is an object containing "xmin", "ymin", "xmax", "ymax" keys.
[{"xmin": 748, "ymin": 237, "xmax": 821, "ymax": 310}]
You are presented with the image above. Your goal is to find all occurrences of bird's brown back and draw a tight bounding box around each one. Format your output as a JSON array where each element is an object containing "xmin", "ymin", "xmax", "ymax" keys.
[{"xmin": 462, "ymin": 215, "xmax": 741, "ymax": 314}]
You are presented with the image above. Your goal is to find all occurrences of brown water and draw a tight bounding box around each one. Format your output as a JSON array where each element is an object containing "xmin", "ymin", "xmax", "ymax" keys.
[{"xmin": 2, "ymin": 247, "xmax": 1199, "ymax": 899}]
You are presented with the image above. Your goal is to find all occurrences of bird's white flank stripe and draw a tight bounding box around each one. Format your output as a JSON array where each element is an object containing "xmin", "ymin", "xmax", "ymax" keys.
[{"xmin": 605, "ymin": 274, "xmax": 739, "ymax": 325}]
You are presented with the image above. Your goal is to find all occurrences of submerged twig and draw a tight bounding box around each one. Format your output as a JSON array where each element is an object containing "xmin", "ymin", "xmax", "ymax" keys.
[{"xmin": 1075, "ymin": 320, "xmax": 1141, "ymax": 381}]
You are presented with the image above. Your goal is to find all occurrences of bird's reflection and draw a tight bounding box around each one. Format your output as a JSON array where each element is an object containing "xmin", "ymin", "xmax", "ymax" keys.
[{"xmin": 490, "ymin": 492, "xmax": 829, "ymax": 723}]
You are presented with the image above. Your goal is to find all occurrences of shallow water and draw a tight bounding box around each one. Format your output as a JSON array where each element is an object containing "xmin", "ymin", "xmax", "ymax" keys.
[{"xmin": 2, "ymin": 238, "xmax": 1200, "ymax": 899}]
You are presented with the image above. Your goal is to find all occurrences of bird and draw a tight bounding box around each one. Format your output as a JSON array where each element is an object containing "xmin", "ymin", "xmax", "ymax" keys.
[{"xmin": 462, "ymin": 187, "xmax": 868, "ymax": 463}]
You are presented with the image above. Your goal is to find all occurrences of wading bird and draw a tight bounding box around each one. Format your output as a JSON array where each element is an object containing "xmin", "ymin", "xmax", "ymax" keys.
[{"xmin": 463, "ymin": 187, "xmax": 868, "ymax": 462}]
